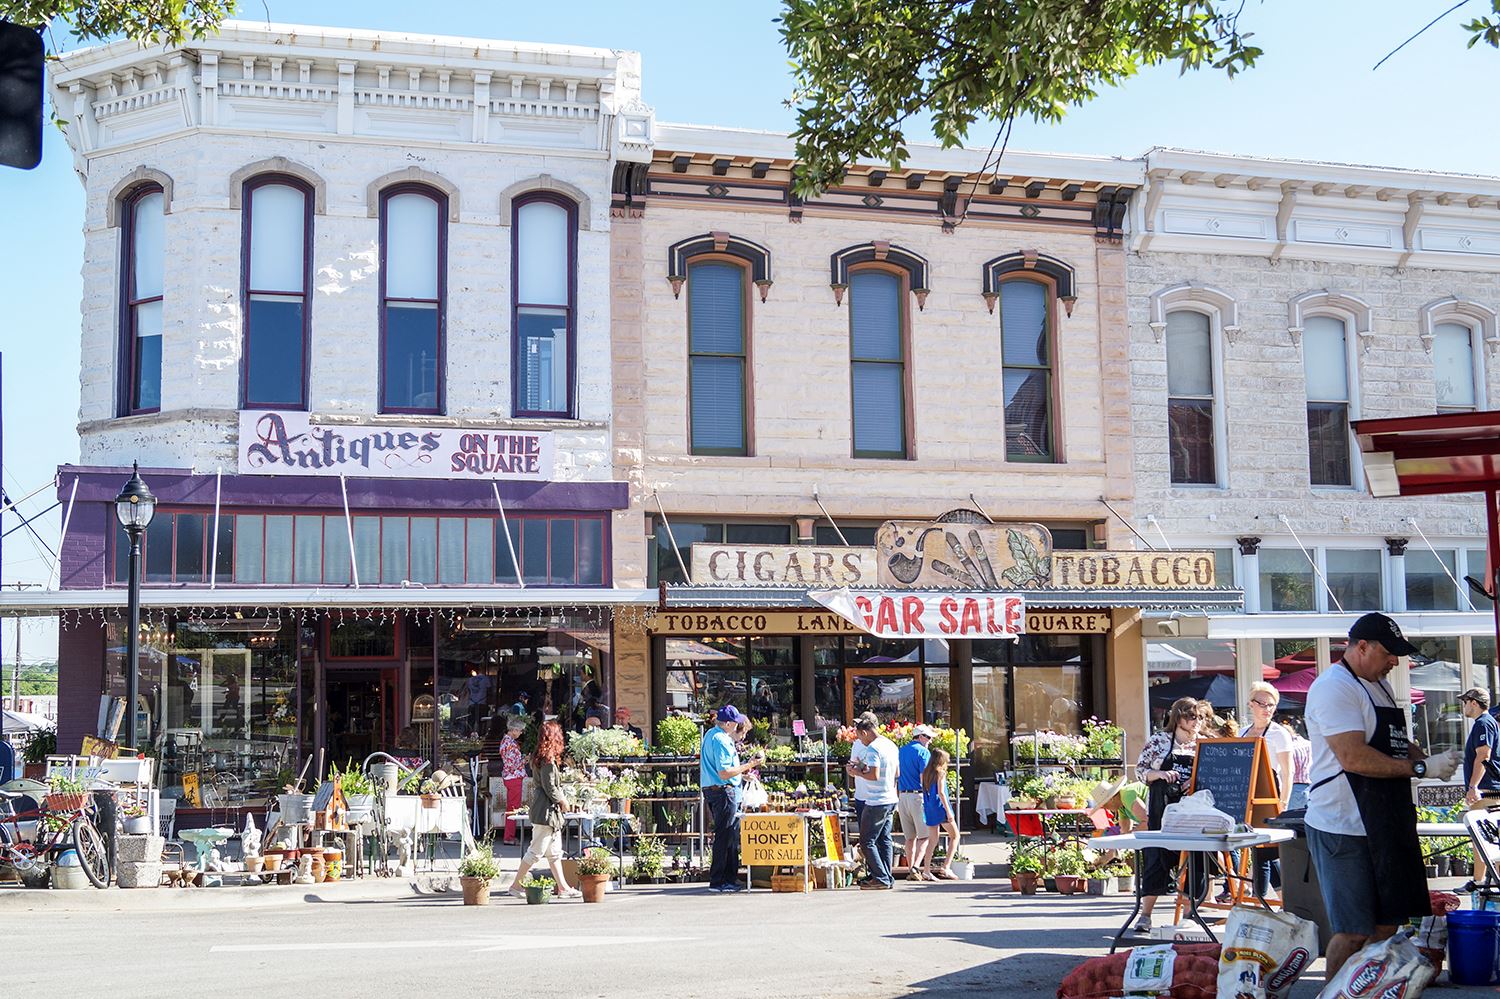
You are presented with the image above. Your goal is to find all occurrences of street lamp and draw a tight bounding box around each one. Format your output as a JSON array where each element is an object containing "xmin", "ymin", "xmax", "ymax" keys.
[{"xmin": 114, "ymin": 462, "xmax": 156, "ymax": 749}]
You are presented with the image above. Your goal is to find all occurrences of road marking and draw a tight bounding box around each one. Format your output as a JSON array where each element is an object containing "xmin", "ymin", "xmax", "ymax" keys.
[{"xmin": 211, "ymin": 934, "xmax": 691, "ymax": 955}]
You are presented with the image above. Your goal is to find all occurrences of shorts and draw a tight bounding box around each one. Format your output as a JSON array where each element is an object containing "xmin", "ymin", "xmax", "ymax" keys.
[
  {"xmin": 896, "ymin": 792, "xmax": 929, "ymax": 840},
  {"xmin": 1306, "ymin": 825, "xmax": 1379, "ymax": 937},
  {"xmin": 523, "ymin": 822, "xmax": 563, "ymax": 863}
]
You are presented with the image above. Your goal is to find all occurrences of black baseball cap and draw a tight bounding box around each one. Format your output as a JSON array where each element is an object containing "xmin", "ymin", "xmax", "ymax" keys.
[{"xmin": 1347, "ymin": 612, "xmax": 1418, "ymax": 657}]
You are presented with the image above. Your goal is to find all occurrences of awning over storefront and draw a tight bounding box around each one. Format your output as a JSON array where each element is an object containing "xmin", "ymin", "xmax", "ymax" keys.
[
  {"xmin": 0, "ymin": 587, "xmax": 659, "ymax": 618},
  {"xmin": 1186, "ymin": 610, "xmax": 1497, "ymax": 639},
  {"xmin": 1353, "ymin": 411, "xmax": 1500, "ymax": 498}
]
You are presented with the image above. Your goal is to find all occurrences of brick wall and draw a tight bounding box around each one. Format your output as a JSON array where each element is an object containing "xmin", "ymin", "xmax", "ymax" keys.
[{"xmin": 56, "ymin": 621, "xmax": 105, "ymax": 753}]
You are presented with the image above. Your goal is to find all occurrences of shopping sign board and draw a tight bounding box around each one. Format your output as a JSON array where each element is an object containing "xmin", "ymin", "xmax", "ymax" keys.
[
  {"xmin": 691, "ymin": 544, "xmax": 878, "ymax": 587},
  {"xmin": 810, "ymin": 589, "xmax": 1025, "ymax": 639},
  {"xmin": 1051, "ymin": 550, "xmax": 1216, "ymax": 590},
  {"xmin": 875, "ymin": 519, "xmax": 1052, "ymax": 589},
  {"xmin": 238, "ymin": 411, "xmax": 555, "ymax": 481},
  {"xmin": 741, "ymin": 813, "xmax": 807, "ymax": 866}
]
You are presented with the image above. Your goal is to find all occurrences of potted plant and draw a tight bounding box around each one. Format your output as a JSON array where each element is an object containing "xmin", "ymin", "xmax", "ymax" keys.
[
  {"xmin": 1010, "ymin": 848, "xmax": 1043, "ymax": 894},
  {"xmin": 21, "ymin": 726, "xmax": 56, "ymax": 779},
  {"xmin": 524, "ymin": 874, "xmax": 555, "ymax": 905},
  {"xmin": 948, "ymin": 852, "xmax": 974, "ymax": 881},
  {"xmin": 419, "ymin": 778, "xmax": 442, "ymax": 809},
  {"xmin": 629, "ymin": 835, "xmax": 666, "ymax": 883},
  {"xmin": 1106, "ymin": 859, "xmax": 1135, "ymax": 895},
  {"xmin": 1051, "ymin": 845, "xmax": 1088, "ymax": 895},
  {"xmin": 577, "ymin": 847, "xmax": 615, "ymax": 903},
  {"xmin": 120, "ymin": 799, "xmax": 152, "ymax": 835},
  {"xmin": 458, "ymin": 844, "xmax": 500, "ymax": 905},
  {"xmin": 334, "ymin": 761, "xmax": 377, "ymax": 823}
]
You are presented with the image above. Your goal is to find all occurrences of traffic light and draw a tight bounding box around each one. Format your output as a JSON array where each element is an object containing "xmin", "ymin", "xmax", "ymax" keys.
[{"xmin": 0, "ymin": 21, "xmax": 44, "ymax": 170}]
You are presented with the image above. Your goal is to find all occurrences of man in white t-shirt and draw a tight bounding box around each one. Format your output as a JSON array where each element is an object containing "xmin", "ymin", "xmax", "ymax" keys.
[
  {"xmin": 1304, "ymin": 613, "xmax": 1459, "ymax": 978},
  {"xmin": 847, "ymin": 711, "xmax": 900, "ymax": 889}
]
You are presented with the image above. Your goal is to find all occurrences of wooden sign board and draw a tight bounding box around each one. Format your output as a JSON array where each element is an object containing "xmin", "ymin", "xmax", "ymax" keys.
[
  {"xmin": 691, "ymin": 544, "xmax": 878, "ymax": 587},
  {"xmin": 1026, "ymin": 610, "xmax": 1110, "ymax": 634},
  {"xmin": 182, "ymin": 771, "xmax": 202, "ymax": 807},
  {"xmin": 741, "ymin": 813, "xmax": 807, "ymax": 866},
  {"xmin": 647, "ymin": 610, "xmax": 859, "ymax": 635},
  {"xmin": 1051, "ymin": 551, "xmax": 1217, "ymax": 590},
  {"xmin": 80, "ymin": 735, "xmax": 119, "ymax": 760},
  {"xmin": 1188, "ymin": 738, "xmax": 1281, "ymax": 826},
  {"xmin": 876, "ymin": 520, "xmax": 1052, "ymax": 589}
]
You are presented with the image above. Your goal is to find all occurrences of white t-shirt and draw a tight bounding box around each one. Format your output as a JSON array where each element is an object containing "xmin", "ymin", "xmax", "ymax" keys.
[
  {"xmin": 852, "ymin": 736, "xmax": 900, "ymax": 806},
  {"xmin": 1239, "ymin": 720, "xmax": 1295, "ymax": 763},
  {"xmin": 1304, "ymin": 664, "xmax": 1398, "ymax": 837}
]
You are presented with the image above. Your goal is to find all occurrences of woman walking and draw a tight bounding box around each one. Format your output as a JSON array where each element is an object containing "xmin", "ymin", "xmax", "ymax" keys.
[
  {"xmin": 498, "ymin": 717, "xmax": 527, "ymax": 845},
  {"xmin": 506, "ymin": 719, "xmax": 581, "ymax": 898},
  {"xmin": 918, "ymin": 748, "xmax": 960, "ymax": 881},
  {"xmin": 1133, "ymin": 697, "xmax": 1203, "ymax": 933}
]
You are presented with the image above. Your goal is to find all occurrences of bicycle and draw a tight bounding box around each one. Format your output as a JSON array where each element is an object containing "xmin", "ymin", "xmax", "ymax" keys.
[{"xmin": 0, "ymin": 784, "xmax": 111, "ymax": 888}]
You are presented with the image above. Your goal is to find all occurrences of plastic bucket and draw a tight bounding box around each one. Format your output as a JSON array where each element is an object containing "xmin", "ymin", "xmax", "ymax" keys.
[{"xmin": 1447, "ymin": 910, "xmax": 1500, "ymax": 985}]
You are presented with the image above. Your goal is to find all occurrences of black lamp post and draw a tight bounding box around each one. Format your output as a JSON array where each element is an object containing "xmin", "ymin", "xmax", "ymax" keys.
[{"xmin": 114, "ymin": 462, "xmax": 156, "ymax": 749}]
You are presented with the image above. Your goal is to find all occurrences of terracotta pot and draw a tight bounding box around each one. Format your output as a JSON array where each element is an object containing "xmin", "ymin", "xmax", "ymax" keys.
[
  {"xmin": 421, "ymin": 793, "xmax": 442, "ymax": 809},
  {"xmin": 580, "ymin": 873, "xmax": 609, "ymax": 903},
  {"xmin": 1055, "ymin": 874, "xmax": 1086, "ymax": 895},
  {"xmin": 244, "ymin": 856, "xmax": 264, "ymax": 873},
  {"xmin": 1011, "ymin": 872, "xmax": 1041, "ymax": 895},
  {"xmin": 461, "ymin": 876, "xmax": 492, "ymax": 905},
  {"xmin": 1055, "ymin": 796, "xmax": 1077, "ymax": 810},
  {"xmin": 261, "ymin": 853, "xmax": 283, "ymax": 872}
]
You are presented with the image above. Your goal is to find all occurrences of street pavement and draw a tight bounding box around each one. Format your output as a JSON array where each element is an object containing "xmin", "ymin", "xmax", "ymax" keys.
[{"xmin": 7, "ymin": 876, "xmax": 1492, "ymax": 998}]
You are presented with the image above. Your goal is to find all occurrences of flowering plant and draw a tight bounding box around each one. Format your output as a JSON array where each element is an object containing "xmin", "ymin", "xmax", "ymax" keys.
[
  {"xmin": 1012, "ymin": 730, "xmax": 1086, "ymax": 763},
  {"xmin": 1082, "ymin": 718, "xmax": 1124, "ymax": 761},
  {"xmin": 120, "ymin": 800, "xmax": 148, "ymax": 819}
]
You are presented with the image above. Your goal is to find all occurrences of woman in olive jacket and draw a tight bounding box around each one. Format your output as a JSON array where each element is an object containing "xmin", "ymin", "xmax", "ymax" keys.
[{"xmin": 506, "ymin": 719, "xmax": 581, "ymax": 898}]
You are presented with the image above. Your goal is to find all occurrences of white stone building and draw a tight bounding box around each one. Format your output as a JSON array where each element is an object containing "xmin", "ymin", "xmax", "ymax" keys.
[{"xmin": 1127, "ymin": 148, "xmax": 1500, "ymax": 756}]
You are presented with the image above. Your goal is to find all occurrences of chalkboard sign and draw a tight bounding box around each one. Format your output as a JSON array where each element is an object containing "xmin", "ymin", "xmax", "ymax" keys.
[{"xmin": 1189, "ymin": 738, "xmax": 1280, "ymax": 826}]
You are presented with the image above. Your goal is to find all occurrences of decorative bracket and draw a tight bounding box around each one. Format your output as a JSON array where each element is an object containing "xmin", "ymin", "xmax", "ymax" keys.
[
  {"xmin": 1149, "ymin": 321, "xmax": 1167, "ymax": 344},
  {"xmin": 1287, "ymin": 326, "xmax": 1304, "ymax": 348}
]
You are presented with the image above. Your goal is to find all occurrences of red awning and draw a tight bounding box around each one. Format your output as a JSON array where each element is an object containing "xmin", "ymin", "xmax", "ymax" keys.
[{"xmin": 1354, "ymin": 410, "xmax": 1500, "ymax": 497}]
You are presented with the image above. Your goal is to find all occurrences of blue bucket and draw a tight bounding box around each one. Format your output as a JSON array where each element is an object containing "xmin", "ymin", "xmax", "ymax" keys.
[{"xmin": 1448, "ymin": 909, "xmax": 1500, "ymax": 986}]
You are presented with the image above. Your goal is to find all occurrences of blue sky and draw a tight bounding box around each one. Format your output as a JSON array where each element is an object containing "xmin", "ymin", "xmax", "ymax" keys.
[{"xmin": 2, "ymin": 0, "xmax": 1497, "ymax": 660}]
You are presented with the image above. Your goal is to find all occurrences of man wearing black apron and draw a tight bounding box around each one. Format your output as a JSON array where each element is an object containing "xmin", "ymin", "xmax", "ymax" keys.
[{"xmin": 1304, "ymin": 613, "xmax": 1460, "ymax": 977}]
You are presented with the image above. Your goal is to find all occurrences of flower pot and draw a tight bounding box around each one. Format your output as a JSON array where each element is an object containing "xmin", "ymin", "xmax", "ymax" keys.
[
  {"xmin": 1116, "ymin": 875, "xmax": 1135, "ymax": 894},
  {"xmin": 461, "ymin": 875, "xmax": 492, "ymax": 905},
  {"xmin": 1054, "ymin": 796, "xmax": 1077, "ymax": 810},
  {"xmin": 1043, "ymin": 877, "xmax": 1057, "ymax": 894},
  {"xmin": 261, "ymin": 852, "xmax": 283, "ymax": 872},
  {"xmin": 123, "ymin": 816, "xmax": 151, "ymax": 835},
  {"xmin": 580, "ymin": 873, "xmax": 609, "ymax": 903},
  {"xmin": 309, "ymin": 855, "xmax": 325, "ymax": 882},
  {"xmin": 1085, "ymin": 877, "xmax": 1114, "ymax": 896},
  {"xmin": 949, "ymin": 860, "xmax": 973, "ymax": 881},
  {"xmin": 1424, "ymin": 864, "xmax": 1439, "ymax": 879},
  {"xmin": 1012, "ymin": 872, "xmax": 1041, "ymax": 895},
  {"xmin": 420, "ymin": 793, "xmax": 442, "ymax": 809},
  {"xmin": 344, "ymin": 794, "xmax": 375, "ymax": 824},
  {"xmin": 1055, "ymin": 875, "xmax": 1086, "ymax": 895},
  {"xmin": 277, "ymin": 793, "xmax": 314, "ymax": 824},
  {"xmin": 525, "ymin": 883, "xmax": 550, "ymax": 905},
  {"xmin": 322, "ymin": 850, "xmax": 342, "ymax": 881},
  {"xmin": 244, "ymin": 856, "xmax": 264, "ymax": 873}
]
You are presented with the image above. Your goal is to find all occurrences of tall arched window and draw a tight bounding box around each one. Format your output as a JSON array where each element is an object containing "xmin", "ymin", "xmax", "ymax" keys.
[
  {"xmin": 999, "ymin": 277, "xmax": 1055, "ymax": 461},
  {"xmin": 1166, "ymin": 310, "xmax": 1217, "ymax": 484},
  {"xmin": 849, "ymin": 269, "xmax": 907, "ymax": 459},
  {"xmin": 1304, "ymin": 315, "xmax": 1353, "ymax": 486},
  {"xmin": 120, "ymin": 185, "xmax": 165, "ymax": 414},
  {"xmin": 380, "ymin": 186, "xmax": 445, "ymax": 414},
  {"xmin": 687, "ymin": 259, "xmax": 749, "ymax": 455},
  {"xmin": 242, "ymin": 176, "xmax": 312, "ymax": 409},
  {"xmin": 1434, "ymin": 322, "xmax": 1479, "ymax": 413},
  {"xmin": 513, "ymin": 193, "xmax": 576, "ymax": 418}
]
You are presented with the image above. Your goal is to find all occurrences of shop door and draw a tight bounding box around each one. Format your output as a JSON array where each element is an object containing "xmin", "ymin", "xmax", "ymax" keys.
[
  {"xmin": 323, "ymin": 668, "xmax": 397, "ymax": 768},
  {"xmin": 845, "ymin": 667, "xmax": 922, "ymax": 725}
]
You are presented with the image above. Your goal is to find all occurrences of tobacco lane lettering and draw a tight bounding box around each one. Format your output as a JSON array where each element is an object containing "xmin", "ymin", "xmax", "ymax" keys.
[{"xmin": 646, "ymin": 611, "xmax": 859, "ymax": 635}]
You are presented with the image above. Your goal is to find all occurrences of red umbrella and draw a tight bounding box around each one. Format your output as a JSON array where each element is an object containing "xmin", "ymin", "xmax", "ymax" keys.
[{"xmin": 1271, "ymin": 668, "xmax": 1319, "ymax": 700}]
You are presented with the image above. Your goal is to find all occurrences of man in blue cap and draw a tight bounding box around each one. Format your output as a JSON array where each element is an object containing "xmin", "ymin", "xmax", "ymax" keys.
[{"xmin": 701, "ymin": 704, "xmax": 763, "ymax": 892}]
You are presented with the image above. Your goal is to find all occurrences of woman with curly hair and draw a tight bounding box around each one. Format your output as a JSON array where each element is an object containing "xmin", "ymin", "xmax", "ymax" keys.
[{"xmin": 506, "ymin": 719, "xmax": 580, "ymax": 898}]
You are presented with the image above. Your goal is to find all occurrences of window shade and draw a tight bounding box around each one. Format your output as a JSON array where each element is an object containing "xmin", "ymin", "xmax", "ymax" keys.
[
  {"xmin": 249, "ymin": 183, "xmax": 305, "ymax": 293},
  {"xmin": 132, "ymin": 191, "xmax": 165, "ymax": 299},
  {"xmin": 1434, "ymin": 322, "xmax": 1476, "ymax": 408},
  {"xmin": 384, "ymin": 193, "xmax": 439, "ymax": 299},
  {"xmin": 852, "ymin": 361, "xmax": 904, "ymax": 455},
  {"xmin": 517, "ymin": 200, "xmax": 569, "ymax": 306},
  {"xmin": 689, "ymin": 262, "xmax": 744, "ymax": 354},
  {"xmin": 1303, "ymin": 316, "xmax": 1349, "ymax": 401},
  {"xmin": 999, "ymin": 280, "xmax": 1048, "ymax": 366},
  {"xmin": 850, "ymin": 271, "xmax": 901, "ymax": 360},
  {"xmin": 691, "ymin": 356, "xmax": 745, "ymax": 452},
  {"xmin": 1166, "ymin": 311, "xmax": 1213, "ymax": 396}
]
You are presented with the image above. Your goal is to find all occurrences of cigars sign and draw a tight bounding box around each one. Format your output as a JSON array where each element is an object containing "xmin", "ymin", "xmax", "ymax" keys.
[{"xmin": 238, "ymin": 412, "xmax": 555, "ymax": 481}]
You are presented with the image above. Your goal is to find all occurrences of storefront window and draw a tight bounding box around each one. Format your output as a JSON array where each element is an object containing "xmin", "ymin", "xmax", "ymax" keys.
[
  {"xmin": 972, "ymin": 634, "xmax": 1093, "ymax": 765},
  {"xmin": 813, "ymin": 668, "xmax": 842, "ymax": 732},
  {"xmin": 849, "ymin": 670, "xmax": 917, "ymax": 723},
  {"xmin": 1475, "ymin": 637, "xmax": 1498, "ymax": 702},
  {"xmin": 1406, "ymin": 549, "xmax": 1458, "ymax": 610},
  {"xmin": 1214, "ymin": 547, "xmax": 1235, "ymax": 587},
  {"xmin": 649, "ymin": 519, "xmax": 792, "ymax": 584},
  {"xmin": 1410, "ymin": 636, "xmax": 1463, "ymax": 757},
  {"xmin": 1326, "ymin": 549, "xmax": 1382, "ymax": 610},
  {"xmin": 1262, "ymin": 637, "xmax": 1318, "ymax": 731},
  {"xmin": 971, "ymin": 665, "xmax": 1010, "ymax": 778},
  {"xmin": 662, "ymin": 635, "xmax": 799, "ymax": 736},
  {"xmin": 1259, "ymin": 549, "xmax": 1316, "ymax": 611},
  {"xmin": 844, "ymin": 636, "xmax": 922, "ymax": 665},
  {"xmin": 1146, "ymin": 637, "xmax": 1236, "ymax": 732},
  {"xmin": 924, "ymin": 666, "xmax": 951, "ymax": 726},
  {"xmin": 1467, "ymin": 549, "xmax": 1493, "ymax": 611}
]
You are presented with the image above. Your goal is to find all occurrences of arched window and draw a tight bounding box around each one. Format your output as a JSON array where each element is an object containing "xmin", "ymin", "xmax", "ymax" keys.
[
  {"xmin": 120, "ymin": 184, "xmax": 165, "ymax": 414},
  {"xmin": 687, "ymin": 259, "xmax": 749, "ymax": 455},
  {"xmin": 1166, "ymin": 310, "xmax": 1218, "ymax": 484},
  {"xmin": 1434, "ymin": 321, "xmax": 1479, "ymax": 413},
  {"xmin": 1303, "ymin": 315, "xmax": 1353, "ymax": 486},
  {"xmin": 379, "ymin": 185, "xmax": 445, "ymax": 414},
  {"xmin": 242, "ymin": 176, "xmax": 312, "ymax": 409},
  {"xmin": 999, "ymin": 277, "xmax": 1055, "ymax": 461},
  {"xmin": 849, "ymin": 269, "xmax": 907, "ymax": 459},
  {"xmin": 512, "ymin": 193, "xmax": 576, "ymax": 418}
]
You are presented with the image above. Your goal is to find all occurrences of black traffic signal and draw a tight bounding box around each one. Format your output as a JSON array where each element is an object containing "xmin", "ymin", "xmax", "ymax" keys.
[{"xmin": 0, "ymin": 21, "xmax": 44, "ymax": 170}]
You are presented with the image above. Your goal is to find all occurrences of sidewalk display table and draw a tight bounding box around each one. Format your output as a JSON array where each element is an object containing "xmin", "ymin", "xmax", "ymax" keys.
[
  {"xmin": 976, "ymin": 782, "xmax": 1008, "ymax": 825},
  {"xmin": 1090, "ymin": 828, "xmax": 1295, "ymax": 952}
]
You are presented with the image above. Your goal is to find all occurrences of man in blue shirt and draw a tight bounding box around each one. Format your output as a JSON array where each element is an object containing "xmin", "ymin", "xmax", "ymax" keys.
[
  {"xmin": 1461, "ymin": 688, "xmax": 1500, "ymax": 805},
  {"xmin": 896, "ymin": 725, "xmax": 934, "ymax": 877},
  {"xmin": 701, "ymin": 705, "xmax": 763, "ymax": 893}
]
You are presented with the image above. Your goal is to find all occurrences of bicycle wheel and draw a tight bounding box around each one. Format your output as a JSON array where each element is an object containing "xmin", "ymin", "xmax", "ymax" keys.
[{"xmin": 71, "ymin": 818, "xmax": 111, "ymax": 888}]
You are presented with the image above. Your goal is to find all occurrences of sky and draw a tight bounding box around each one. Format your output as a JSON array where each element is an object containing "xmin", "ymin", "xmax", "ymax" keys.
[{"xmin": 1, "ymin": 0, "xmax": 1498, "ymax": 664}]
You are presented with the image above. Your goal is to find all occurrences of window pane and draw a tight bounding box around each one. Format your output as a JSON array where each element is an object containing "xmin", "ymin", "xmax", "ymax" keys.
[
  {"xmin": 234, "ymin": 515, "xmax": 264, "ymax": 584},
  {"xmin": 653, "ymin": 520, "xmax": 719, "ymax": 586},
  {"xmin": 264, "ymin": 514, "xmax": 293, "ymax": 584},
  {"xmin": 493, "ymin": 518, "xmax": 520, "ymax": 584},
  {"xmin": 1004, "ymin": 368, "xmax": 1051, "ymax": 459},
  {"xmin": 384, "ymin": 192, "xmax": 439, "ymax": 299},
  {"xmin": 134, "ymin": 300, "xmax": 163, "ymax": 411},
  {"xmin": 353, "ymin": 516, "xmax": 380, "ymax": 582},
  {"xmin": 248, "ymin": 183, "xmax": 305, "ymax": 293},
  {"xmin": 849, "ymin": 271, "xmax": 901, "ymax": 360},
  {"xmin": 1468, "ymin": 548, "xmax": 1494, "ymax": 610},
  {"xmin": 383, "ymin": 302, "xmax": 439, "ymax": 410},
  {"xmin": 467, "ymin": 517, "xmax": 494, "ymax": 584},
  {"xmin": 852, "ymin": 361, "xmax": 904, "ymax": 456},
  {"xmin": 409, "ymin": 517, "xmax": 437, "ymax": 584},
  {"xmin": 689, "ymin": 262, "xmax": 744, "ymax": 354},
  {"xmin": 999, "ymin": 279, "xmax": 1049, "ymax": 366},
  {"xmin": 439, "ymin": 517, "xmax": 465, "ymax": 585},
  {"xmin": 1434, "ymin": 322, "xmax": 1476, "ymax": 409},
  {"xmin": 323, "ymin": 516, "xmax": 350, "ymax": 585},
  {"xmin": 293, "ymin": 514, "xmax": 321, "ymax": 583},
  {"xmin": 144, "ymin": 514, "xmax": 173, "ymax": 582},
  {"xmin": 246, "ymin": 295, "xmax": 305, "ymax": 406},
  {"xmin": 924, "ymin": 666, "xmax": 951, "ymax": 726},
  {"xmin": 1307, "ymin": 402, "xmax": 1351, "ymax": 486},
  {"xmin": 1303, "ymin": 316, "xmax": 1349, "ymax": 401},
  {"xmin": 1169, "ymin": 398, "xmax": 1216, "ymax": 484},
  {"xmin": 815, "ymin": 525, "xmax": 878, "ymax": 546},
  {"xmin": 518, "ymin": 307, "xmax": 569, "ymax": 413},
  {"xmin": 380, "ymin": 516, "xmax": 408, "ymax": 584},
  {"xmin": 550, "ymin": 518, "xmax": 576, "ymax": 585},
  {"xmin": 1326, "ymin": 549, "xmax": 1381, "ymax": 610},
  {"xmin": 213, "ymin": 515, "xmax": 235, "ymax": 581},
  {"xmin": 578, "ymin": 518, "xmax": 603, "ymax": 585},
  {"xmin": 725, "ymin": 524, "xmax": 792, "ymax": 544},
  {"xmin": 1410, "ymin": 637, "xmax": 1462, "ymax": 757},
  {"xmin": 522, "ymin": 519, "xmax": 548, "ymax": 584},
  {"xmin": 1148, "ymin": 638, "xmax": 1236, "ymax": 731},
  {"xmin": 971, "ymin": 665, "xmax": 1010, "ymax": 777},
  {"xmin": 131, "ymin": 191, "xmax": 165, "ymax": 299},
  {"xmin": 174, "ymin": 513, "xmax": 204, "ymax": 582},
  {"xmin": 1214, "ymin": 547, "xmax": 1235, "ymax": 587},
  {"xmin": 690, "ymin": 356, "xmax": 745, "ymax": 453},
  {"xmin": 1406, "ymin": 549, "xmax": 1457, "ymax": 610},
  {"xmin": 1259, "ymin": 549, "xmax": 1316, "ymax": 612},
  {"xmin": 516, "ymin": 199, "xmax": 569, "ymax": 306},
  {"xmin": 1166, "ymin": 311, "xmax": 1212, "ymax": 395}
]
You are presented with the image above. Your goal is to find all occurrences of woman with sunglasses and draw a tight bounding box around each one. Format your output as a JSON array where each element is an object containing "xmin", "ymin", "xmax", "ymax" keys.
[
  {"xmin": 1132, "ymin": 696, "xmax": 1204, "ymax": 933},
  {"xmin": 1222, "ymin": 681, "xmax": 1295, "ymax": 902}
]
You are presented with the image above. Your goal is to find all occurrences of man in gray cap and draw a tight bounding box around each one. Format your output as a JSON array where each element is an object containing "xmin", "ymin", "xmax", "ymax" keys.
[{"xmin": 1461, "ymin": 687, "xmax": 1500, "ymax": 806}]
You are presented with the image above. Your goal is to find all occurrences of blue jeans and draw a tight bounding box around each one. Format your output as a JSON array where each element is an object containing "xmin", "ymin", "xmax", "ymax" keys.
[
  {"xmin": 704, "ymin": 785, "xmax": 741, "ymax": 888},
  {"xmin": 859, "ymin": 802, "xmax": 896, "ymax": 886}
]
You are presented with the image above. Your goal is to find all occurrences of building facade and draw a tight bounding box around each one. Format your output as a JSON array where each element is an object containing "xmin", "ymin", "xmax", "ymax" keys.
[{"xmin": 1128, "ymin": 148, "xmax": 1500, "ymax": 758}]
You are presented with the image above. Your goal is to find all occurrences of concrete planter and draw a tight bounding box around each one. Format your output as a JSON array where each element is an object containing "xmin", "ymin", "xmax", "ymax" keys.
[
  {"xmin": 1085, "ymin": 877, "xmax": 1116, "ymax": 896},
  {"xmin": 117, "ymin": 834, "xmax": 164, "ymax": 864},
  {"xmin": 118, "ymin": 861, "xmax": 163, "ymax": 888}
]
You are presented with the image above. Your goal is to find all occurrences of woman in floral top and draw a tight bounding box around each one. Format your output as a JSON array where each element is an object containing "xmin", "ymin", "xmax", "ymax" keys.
[
  {"xmin": 499, "ymin": 718, "xmax": 527, "ymax": 844},
  {"xmin": 1131, "ymin": 697, "xmax": 1204, "ymax": 933}
]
